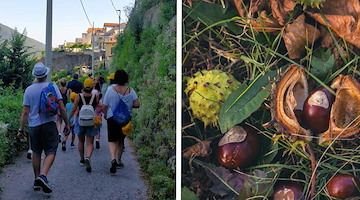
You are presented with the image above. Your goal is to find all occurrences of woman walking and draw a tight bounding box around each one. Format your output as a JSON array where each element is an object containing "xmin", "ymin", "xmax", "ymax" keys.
[
  {"xmin": 102, "ymin": 70, "xmax": 140, "ymax": 173},
  {"xmin": 69, "ymin": 78, "xmax": 99, "ymax": 172}
]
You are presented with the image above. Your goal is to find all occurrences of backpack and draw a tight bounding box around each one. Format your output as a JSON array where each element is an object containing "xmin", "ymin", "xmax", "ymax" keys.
[
  {"xmin": 39, "ymin": 83, "xmax": 60, "ymax": 117},
  {"xmin": 78, "ymin": 94, "xmax": 95, "ymax": 127},
  {"xmin": 112, "ymin": 87, "xmax": 131, "ymax": 127}
]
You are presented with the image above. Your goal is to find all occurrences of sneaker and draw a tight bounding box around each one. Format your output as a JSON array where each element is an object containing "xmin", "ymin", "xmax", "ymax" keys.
[
  {"xmin": 85, "ymin": 157, "xmax": 91, "ymax": 172},
  {"xmin": 116, "ymin": 162, "xmax": 124, "ymax": 169},
  {"xmin": 80, "ymin": 159, "xmax": 85, "ymax": 166},
  {"xmin": 35, "ymin": 174, "xmax": 52, "ymax": 193},
  {"xmin": 33, "ymin": 180, "xmax": 41, "ymax": 191},
  {"xmin": 61, "ymin": 141, "xmax": 66, "ymax": 151},
  {"xmin": 27, "ymin": 149, "xmax": 32, "ymax": 160},
  {"xmin": 70, "ymin": 143, "xmax": 75, "ymax": 149},
  {"xmin": 110, "ymin": 159, "xmax": 117, "ymax": 173},
  {"xmin": 95, "ymin": 141, "xmax": 100, "ymax": 149}
]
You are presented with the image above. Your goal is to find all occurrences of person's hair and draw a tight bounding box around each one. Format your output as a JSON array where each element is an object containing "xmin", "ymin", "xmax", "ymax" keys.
[
  {"xmin": 73, "ymin": 74, "xmax": 79, "ymax": 79},
  {"xmin": 95, "ymin": 82, "xmax": 101, "ymax": 91},
  {"xmin": 83, "ymin": 88, "xmax": 92, "ymax": 94},
  {"xmin": 113, "ymin": 69, "xmax": 128, "ymax": 85},
  {"xmin": 60, "ymin": 78, "xmax": 67, "ymax": 87}
]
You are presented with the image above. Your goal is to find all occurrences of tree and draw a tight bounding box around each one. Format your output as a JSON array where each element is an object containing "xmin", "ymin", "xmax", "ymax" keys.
[{"xmin": 0, "ymin": 29, "xmax": 35, "ymax": 89}]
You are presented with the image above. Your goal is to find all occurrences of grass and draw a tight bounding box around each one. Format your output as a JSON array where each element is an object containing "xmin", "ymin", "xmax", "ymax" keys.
[{"xmin": 182, "ymin": 1, "xmax": 360, "ymax": 199}]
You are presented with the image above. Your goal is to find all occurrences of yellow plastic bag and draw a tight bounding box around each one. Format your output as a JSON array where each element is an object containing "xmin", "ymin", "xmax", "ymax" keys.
[
  {"xmin": 122, "ymin": 122, "xmax": 132, "ymax": 136},
  {"xmin": 94, "ymin": 115, "xmax": 102, "ymax": 129}
]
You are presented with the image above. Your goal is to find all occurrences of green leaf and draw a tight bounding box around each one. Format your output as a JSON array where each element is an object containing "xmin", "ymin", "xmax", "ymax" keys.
[
  {"xmin": 181, "ymin": 187, "xmax": 199, "ymax": 200},
  {"xmin": 219, "ymin": 70, "xmax": 277, "ymax": 133},
  {"xmin": 310, "ymin": 48, "xmax": 335, "ymax": 82},
  {"xmin": 183, "ymin": 2, "xmax": 241, "ymax": 34}
]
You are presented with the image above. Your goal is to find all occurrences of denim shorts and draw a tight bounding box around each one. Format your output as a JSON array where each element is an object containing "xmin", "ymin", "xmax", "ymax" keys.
[
  {"xmin": 74, "ymin": 119, "xmax": 97, "ymax": 136},
  {"xmin": 29, "ymin": 121, "xmax": 58, "ymax": 156}
]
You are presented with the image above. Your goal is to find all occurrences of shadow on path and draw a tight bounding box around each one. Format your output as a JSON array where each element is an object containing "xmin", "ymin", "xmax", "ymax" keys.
[{"xmin": 0, "ymin": 119, "xmax": 148, "ymax": 200}]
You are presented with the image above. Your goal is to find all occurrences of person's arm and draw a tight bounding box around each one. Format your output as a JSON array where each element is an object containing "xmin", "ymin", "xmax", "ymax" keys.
[
  {"xmin": 69, "ymin": 95, "xmax": 79, "ymax": 120},
  {"xmin": 59, "ymin": 100, "xmax": 70, "ymax": 135},
  {"xmin": 132, "ymin": 99, "xmax": 140, "ymax": 108},
  {"xmin": 17, "ymin": 106, "xmax": 30, "ymax": 138}
]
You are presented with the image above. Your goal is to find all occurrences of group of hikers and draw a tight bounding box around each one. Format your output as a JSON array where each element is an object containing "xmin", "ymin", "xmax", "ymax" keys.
[{"xmin": 17, "ymin": 62, "xmax": 140, "ymax": 193}]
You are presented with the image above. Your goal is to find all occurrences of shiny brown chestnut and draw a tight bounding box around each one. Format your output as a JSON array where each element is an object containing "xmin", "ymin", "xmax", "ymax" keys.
[
  {"xmin": 303, "ymin": 86, "xmax": 335, "ymax": 133},
  {"xmin": 273, "ymin": 182, "xmax": 304, "ymax": 200},
  {"xmin": 217, "ymin": 125, "xmax": 260, "ymax": 169},
  {"xmin": 327, "ymin": 174, "xmax": 360, "ymax": 199}
]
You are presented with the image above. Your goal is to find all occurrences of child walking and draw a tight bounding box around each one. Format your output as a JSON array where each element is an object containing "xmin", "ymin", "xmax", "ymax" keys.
[{"xmin": 61, "ymin": 92, "xmax": 77, "ymax": 151}]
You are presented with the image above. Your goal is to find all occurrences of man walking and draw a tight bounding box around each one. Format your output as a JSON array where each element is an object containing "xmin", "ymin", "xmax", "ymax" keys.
[
  {"xmin": 17, "ymin": 62, "xmax": 70, "ymax": 193},
  {"xmin": 67, "ymin": 74, "xmax": 83, "ymax": 94}
]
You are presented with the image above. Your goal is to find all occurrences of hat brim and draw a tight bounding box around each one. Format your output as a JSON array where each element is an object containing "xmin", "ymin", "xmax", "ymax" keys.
[{"xmin": 32, "ymin": 67, "xmax": 50, "ymax": 78}]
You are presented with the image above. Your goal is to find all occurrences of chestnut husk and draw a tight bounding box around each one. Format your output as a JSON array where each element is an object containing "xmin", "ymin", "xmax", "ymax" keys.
[{"xmin": 269, "ymin": 65, "xmax": 360, "ymax": 144}]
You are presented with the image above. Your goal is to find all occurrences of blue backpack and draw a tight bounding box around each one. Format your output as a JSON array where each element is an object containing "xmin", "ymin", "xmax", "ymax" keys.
[
  {"xmin": 113, "ymin": 87, "xmax": 131, "ymax": 126},
  {"xmin": 39, "ymin": 83, "xmax": 60, "ymax": 117}
]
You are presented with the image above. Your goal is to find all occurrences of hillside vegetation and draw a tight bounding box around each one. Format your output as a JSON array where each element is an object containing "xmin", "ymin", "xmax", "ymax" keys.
[{"xmin": 110, "ymin": 0, "xmax": 176, "ymax": 199}]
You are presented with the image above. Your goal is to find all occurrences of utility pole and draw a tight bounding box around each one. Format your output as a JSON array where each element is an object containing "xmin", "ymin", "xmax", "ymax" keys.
[
  {"xmin": 117, "ymin": 10, "xmax": 121, "ymax": 32},
  {"xmin": 91, "ymin": 22, "xmax": 94, "ymax": 78},
  {"xmin": 45, "ymin": 0, "xmax": 53, "ymax": 81}
]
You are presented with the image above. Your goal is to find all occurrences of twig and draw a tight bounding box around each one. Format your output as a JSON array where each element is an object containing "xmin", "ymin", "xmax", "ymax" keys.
[{"xmin": 306, "ymin": 144, "xmax": 316, "ymax": 199}]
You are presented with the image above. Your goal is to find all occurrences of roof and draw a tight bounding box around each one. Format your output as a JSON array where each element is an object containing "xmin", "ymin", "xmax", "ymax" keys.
[
  {"xmin": 105, "ymin": 40, "xmax": 117, "ymax": 44},
  {"xmin": 87, "ymin": 28, "xmax": 103, "ymax": 33},
  {"xmin": 104, "ymin": 23, "xmax": 119, "ymax": 27}
]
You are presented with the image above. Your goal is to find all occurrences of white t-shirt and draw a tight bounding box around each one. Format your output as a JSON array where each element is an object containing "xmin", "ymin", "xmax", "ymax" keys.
[
  {"xmin": 23, "ymin": 82, "xmax": 63, "ymax": 127},
  {"xmin": 102, "ymin": 85, "xmax": 138, "ymax": 119}
]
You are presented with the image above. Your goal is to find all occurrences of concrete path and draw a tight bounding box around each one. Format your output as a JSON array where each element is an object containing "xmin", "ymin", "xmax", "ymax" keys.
[{"xmin": 0, "ymin": 119, "xmax": 148, "ymax": 200}]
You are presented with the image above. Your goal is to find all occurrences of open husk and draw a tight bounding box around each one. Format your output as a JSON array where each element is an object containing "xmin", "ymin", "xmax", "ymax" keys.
[
  {"xmin": 319, "ymin": 75, "xmax": 360, "ymax": 144},
  {"xmin": 269, "ymin": 64, "xmax": 310, "ymax": 140}
]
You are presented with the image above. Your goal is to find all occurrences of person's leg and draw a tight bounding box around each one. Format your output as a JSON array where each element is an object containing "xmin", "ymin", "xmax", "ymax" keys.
[
  {"xmin": 40, "ymin": 154, "xmax": 55, "ymax": 176},
  {"xmin": 85, "ymin": 135, "xmax": 94, "ymax": 158},
  {"xmin": 108, "ymin": 141, "xmax": 118, "ymax": 160},
  {"xmin": 116, "ymin": 141, "xmax": 124, "ymax": 164},
  {"xmin": 32, "ymin": 152, "xmax": 41, "ymax": 177},
  {"xmin": 78, "ymin": 134, "xmax": 85, "ymax": 162}
]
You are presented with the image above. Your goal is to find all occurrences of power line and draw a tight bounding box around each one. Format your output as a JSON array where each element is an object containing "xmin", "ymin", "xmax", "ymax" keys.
[
  {"xmin": 80, "ymin": 0, "xmax": 93, "ymax": 28},
  {"xmin": 110, "ymin": 0, "xmax": 121, "ymax": 21}
]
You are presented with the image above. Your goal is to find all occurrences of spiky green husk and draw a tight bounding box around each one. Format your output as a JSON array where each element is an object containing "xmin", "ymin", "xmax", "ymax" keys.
[
  {"xmin": 295, "ymin": 0, "xmax": 326, "ymax": 8},
  {"xmin": 185, "ymin": 70, "xmax": 240, "ymax": 127}
]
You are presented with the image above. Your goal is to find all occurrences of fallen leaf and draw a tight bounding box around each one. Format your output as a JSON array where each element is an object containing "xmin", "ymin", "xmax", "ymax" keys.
[
  {"xmin": 282, "ymin": 14, "xmax": 320, "ymax": 59},
  {"xmin": 307, "ymin": 0, "xmax": 360, "ymax": 48},
  {"xmin": 182, "ymin": 140, "xmax": 212, "ymax": 158},
  {"xmin": 270, "ymin": 0, "xmax": 297, "ymax": 26}
]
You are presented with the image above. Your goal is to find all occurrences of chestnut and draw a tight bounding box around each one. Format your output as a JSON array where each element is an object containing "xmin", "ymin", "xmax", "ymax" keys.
[
  {"xmin": 273, "ymin": 182, "xmax": 304, "ymax": 200},
  {"xmin": 303, "ymin": 86, "xmax": 335, "ymax": 133},
  {"xmin": 217, "ymin": 125, "xmax": 260, "ymax": 169},
  {"xmin": 327, "ymin": 174, "xmax": 360, "ymax": 199}
]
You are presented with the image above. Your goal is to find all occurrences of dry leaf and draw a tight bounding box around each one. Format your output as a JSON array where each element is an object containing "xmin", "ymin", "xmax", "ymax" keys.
[
  {"xmin": 282, "ymin": 15, "xmax": 320, "ymax": 59},
  {"xmin": 270, "ymin": 0, "xmax": 297, "ymax": 26},
  {"xmin": 182, "ymin": 140, "xmax": 212, "ymax": 158},
  {"xmin": 307, "ymin": 0, "xmax": 360, "ymax": 48}
]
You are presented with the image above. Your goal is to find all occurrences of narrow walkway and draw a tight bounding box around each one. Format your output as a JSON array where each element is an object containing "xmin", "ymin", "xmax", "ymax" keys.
[{"xmin": 0, "ymin": 119, "xmax": 148, "ymax": 200}]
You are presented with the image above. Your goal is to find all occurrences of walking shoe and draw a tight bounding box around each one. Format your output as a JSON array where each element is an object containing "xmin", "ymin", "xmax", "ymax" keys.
[
  {"xmin": 116, "ymin": 162, "xmax": 124, "ymax": 169},
  {"xmin": 80, "ymin": 159, "xmax": 85, "ymax": 166},
  {"xmin": 61, "ymin": 141, "xmax": 66, "ymax": 151},
  {"xmin": 35, "ymin": 174, "xmax": 52, "ymax": 193},
  {"xmin": 95, "ymin": 141, "xmax": 100, "ymax": 149},
  {"xmin": 33, "ymin": 180, "xmax": 41, "ymax": 191},
  {"xmin": 27, "ymin": 149, "xmax": 32, "ymax": 160},
  {"xmin": 110, "ymin": 159, "xmax": 117, "ymax": 173},
  {"xmin": 70, "ymin": 143, "xmax": 75, "ymax": 149},
  {"xmin": 85, "ymin": 157, "xmax": 91, "ymax": 172}
]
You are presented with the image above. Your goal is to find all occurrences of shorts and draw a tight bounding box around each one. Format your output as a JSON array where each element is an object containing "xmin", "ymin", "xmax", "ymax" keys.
[
  {"xmin": 74, "ymin": 119, "xmax": 97, "ymax": 136},
  {"xmin": 29, "ymin": 121, "xmax": 58, "ymax": 156},
  {"xmin": 107, "ymin": 117, "xmax": 126, "ymax": 144}
]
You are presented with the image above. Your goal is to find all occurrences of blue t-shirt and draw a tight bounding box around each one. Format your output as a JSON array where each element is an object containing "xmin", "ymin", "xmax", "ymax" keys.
[
  {"xmin": 23, "ymin": 82, "xmax": 63, "ymax": 127},
  {"xmin": 103, "ymin": 85, "xmax": 138, "ymax": 119},
  {"xmin": 66, "ymin": 102, "xmax": 74, "ymax": 124}
]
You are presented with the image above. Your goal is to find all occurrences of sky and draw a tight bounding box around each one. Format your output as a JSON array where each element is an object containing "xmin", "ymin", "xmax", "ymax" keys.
[{"xmin": 0, "ymin": 0, "xmax": 134, "ymax": 47}]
